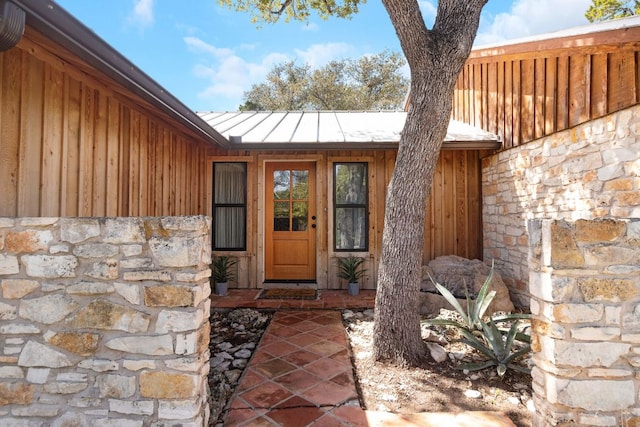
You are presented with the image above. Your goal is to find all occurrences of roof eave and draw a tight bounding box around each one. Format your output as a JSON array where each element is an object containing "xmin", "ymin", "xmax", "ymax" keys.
[
  {"xmin": 12, "ymin": 0, "xmax": 229, "ymax": 148},
  {"xmin": 227, "ymin": 140, "xmax": 501, "ymax": 151}
]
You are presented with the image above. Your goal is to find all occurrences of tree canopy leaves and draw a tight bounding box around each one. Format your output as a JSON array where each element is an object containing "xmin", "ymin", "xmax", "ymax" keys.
[
  {"xmin": 585, "ymin": 0, "xmax": 640, "ymax": 22},
  {"xmin": 217, "ymin": 0, "xmax": 363, "ymax": 23},
  {"xmin": 239, "ymin": 51, "xmax": 409, "ymax": 110}
]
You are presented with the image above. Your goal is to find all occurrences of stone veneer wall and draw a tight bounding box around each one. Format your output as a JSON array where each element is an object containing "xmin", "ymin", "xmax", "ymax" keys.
[
  {"xmin": 528, "ymin": 218, "xmax": 640, "ymax": 426},
  {"xmin": 0, "ymin": 216, "xmax": 211, "ymax": 426},
  {"xmin": 482, "ymin": 104, "xmax": 640, "ymax": 308}
]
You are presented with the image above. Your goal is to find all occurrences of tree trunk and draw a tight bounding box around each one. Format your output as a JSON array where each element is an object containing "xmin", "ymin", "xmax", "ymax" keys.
[{"xmin": 373, "ymin": 0, "xmax": 487, "ymax": 366}]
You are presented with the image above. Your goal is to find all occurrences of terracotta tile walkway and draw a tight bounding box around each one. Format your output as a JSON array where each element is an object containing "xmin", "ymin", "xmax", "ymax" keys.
[{"xmin": 215, "ymin": 290, "xmax": 517, "ymax": 427}]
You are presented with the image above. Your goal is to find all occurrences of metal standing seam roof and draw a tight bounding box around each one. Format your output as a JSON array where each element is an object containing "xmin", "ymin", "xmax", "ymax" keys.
[{"xmin": 198, "ymin": 111, "xmax": 501, "ymax": 150}]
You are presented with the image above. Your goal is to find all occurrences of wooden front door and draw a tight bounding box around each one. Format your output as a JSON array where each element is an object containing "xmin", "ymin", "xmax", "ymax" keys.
[{"xmin": 265, "ymin": 162, "xmax": 316, "ymax": 281}]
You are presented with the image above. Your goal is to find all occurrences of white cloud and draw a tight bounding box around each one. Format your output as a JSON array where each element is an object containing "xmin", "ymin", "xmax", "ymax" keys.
[
  {"xmin": 293, "ymin": 43, "xmax": 353, "ymax": 68},
  {"xmin": 475, "ymin": 0, "xmax": 592, "ymax": 45},
  {"xmin": 128, "ymin": 0, "xmax": 154, "ymax": 29},
  {"xmin": 301, "ymin": 22, "xmax": 320, "ymax": 32},
  {"xmin": 187, "ymin": 38, "xmax": 355, "ymax": 110}
]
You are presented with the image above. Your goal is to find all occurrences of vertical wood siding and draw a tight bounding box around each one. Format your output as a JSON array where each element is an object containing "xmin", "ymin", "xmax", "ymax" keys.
[
  {"xmin": 0, "ymin": 42, "xmax": 212, "ymax": 217},
  {"xmin": 213, "ymin": 148, "xmax": 486, "ymax": 289},
  {"xmin": 453, "ymin": 28, "xmax": 640, "ymax": 149}
]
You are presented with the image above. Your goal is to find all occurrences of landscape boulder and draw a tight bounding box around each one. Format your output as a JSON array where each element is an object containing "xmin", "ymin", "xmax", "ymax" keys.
[{"xmin": 419, "ymin": 255, "xmax": 515, "ymax": 315}]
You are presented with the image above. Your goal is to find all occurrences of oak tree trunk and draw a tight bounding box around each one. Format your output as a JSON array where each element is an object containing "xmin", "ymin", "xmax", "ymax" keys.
[{"xmin": 373, "ymin": 0, "xmax": 487, "ymax": 366}]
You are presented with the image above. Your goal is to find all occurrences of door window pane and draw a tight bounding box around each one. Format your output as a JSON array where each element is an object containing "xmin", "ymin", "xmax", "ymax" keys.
[
  {"xmin": 274, "ymin": 201, "xmax": 290, "ymax": 231},
  {"xmin": 213, "ymin": 163, "xmax": 246, "ymax": 250},
  {"xmin": 334, "ymin": 163, "xmax": 368, "ymax": 251},
  {"xmin": 292, "ymin": 201, "xmax": 308, "ymax": 231}
]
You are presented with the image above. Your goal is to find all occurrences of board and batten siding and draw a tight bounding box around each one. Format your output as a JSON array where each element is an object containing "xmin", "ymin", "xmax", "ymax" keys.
[
  {"xmin": 453, "ymin": 24, "xmax": 640, "ymax": 149},
  {"xmin": 213, "ymin": 148, "xmax": 487, "ymax": 289},
  {"xmin": 0, "ymin": 29, "xmax": 212, "ymax": 217}
]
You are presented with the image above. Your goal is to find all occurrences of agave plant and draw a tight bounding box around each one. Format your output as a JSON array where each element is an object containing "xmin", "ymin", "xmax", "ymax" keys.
[
  {"xmin": 423, "ymin": 262, "xmax": 497, "ymax": 331},
  {"xmin": 212, "ymin": 255, "xmax": 238, "ymax": 283},
  {"xmin": 458, "ymin": 319, "xmax": 532, "ymax": 377},
  {"xmin": 336, "ymin": 256, "xmax": 366, "ymax": 283}
]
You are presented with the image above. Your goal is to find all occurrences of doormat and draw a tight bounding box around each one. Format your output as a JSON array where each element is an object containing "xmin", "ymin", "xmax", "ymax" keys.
[{"xmin": 258, "ymin": 288, "xmax": 317, "ymax": 300}]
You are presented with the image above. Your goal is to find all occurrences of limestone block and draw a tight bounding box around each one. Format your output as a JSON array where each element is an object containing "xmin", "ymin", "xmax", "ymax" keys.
[
  {"xmin": 622, "ymin": 304, "xmax": 640, "ymax": 331},
  {"xmin": 576, "ymin": 219, "xmax": 626, "ymax": 242},
  {"xmin": 22, "ymin": 255, "xmax": 77, "ymax": 278},
  {"xmin": 66, "ymin": 281, "xmax": 115, "ymax": 295},
  {"xmin": 156, "ymin": 309, "xmax": 204, "ymax": 333},
  {"xmin": 121, "ymin": 244, "xmax": 143, "ymax": 257},
  {"xmin": 20, "ymin": 217, "xmax": 57, "ymax": 226},
  {"xmin": 20, "ymin": 294, "xmax": 78, "ymax": 324},
  {"xmin": 86, "ymin": 260, "xmax": 119, "ymax": 280},
  {"xmin": 541, "ymin": 335, "xmax": 630, "ymax": 367},
  {"xmin": 123, "ymin": 270, "xmax": 171, "ymax": 282},
  {"xmin": 584, "ymin": 246, "xmax": 637, "ymax": 267},
  {"xmin": 139, "ymin": 371, "xmax": 198, "ymax": 399},
  {"xmin": 109, "ymin": 399, "xmax": 154, "ymax": 415},
  {"xmin": 149, "ymin": 236, "xmax": 206, "ymax": 268},
  {"xmin": 44, "ymin": 382, "xmax": 88, "ymax": 394},
  {"xmin": 122, "ymin": 360, "xmax": 155, "ymax": 371},
  {"xmin": 93, "ymin": 418, "xmax": 143, "ymax": 427},
  {"xmin": 0, "ymin": 301, "xmax": 16, "ymax": 320},
  {"xmin": 113, "ymin": 282, "xmax": 140, "ymax": 305},
  {"xmin": 552, "ymin": 303, "xmax": 603, "ymax": 323},
  {"xmin": 102, "ymin": 218, "xmax": 145, "ymax": 244},
  {"xmin": 161, "ymin": 216, "xmax": 208, "ymax": 231},
  {"xmin": 529, "ymin": 272, "xmax": 574, "ymax": 303},
  {"xmin": 0, "ymin": 366, "xmax": 23, "ymax": 379},
  {"xmin": 105, "ymin": 335, "xmax": 173, "ymax": 355},
  {"xmin": 175, "ymin": 269, "xmax": 211, "ymax": 283},
  {"xmin": 60, "ymin": 218, "xmax": 100, "ymax": 243},
  {"xmin": 158, "ymin": 398, "xmax": 201, "ymax": 420},
  {"xmin": 579, "ymin": 278, "xmax": 637, "ymax": 303},
  {"xmin": 0, "ymin": 218, "xmax": 15, "ymax": 228},
  {"xmin": 550, "ymin": 378, "xmax": 634, "ymax": 411},
  {"xmin": 165, "ymin": 356, "xmax": 205, "ymax": 372},
  {"xmin": 549, "ymin": 221, "xmax": 584, "ymax": 268},
  {"xmin": 597, "ymin": 163, "xmax": 624, "ymax": 181},
  {"xmin": 77, "ymin": 359, "xmax": 119, "ymax": 372},
  {"xmin": 1, "ymin": 279, "xmax": 39, "ymax": 299},
  {"xmin": 0, "ymin": 324, "xmax": 40, "ymax": 334},
  {"xmin": 578, "ymin": 413, "xmax": 620, "ymax": 426},
  {"xmin": 628, "ymin": 221, "xmax": 640, "ymax": 242},
  {"xmin": 96, "ymin": 374, "xmax": 136, "ymax": 398},
  {"xmin": 0, "ymin": 382, "xmax": 34, "ymax": 405},
  {"xmin": 68, "ymin": 300, "xmax": 150, "ymax": 332},
  {"xmin": 0, "ymin": 254, "xmax": 19, "ymax": 275},
  {"xmin": 27, "ymin": 368, "xmax": 51, "ymax": 384},
  {"xmin": 12, "ymin": 404, "xmax": 59, "ymax": 417},
  {"xmin": 570, "ymin": 326, "xmax": 620, "ymax": 341},
  {"xmin": 176, "ymin": 332, "xmax": 198, "ymax": 355},
  {"xmin": 45, "ymin": 331, "xmax": 99, "ymax": 356},
  {"xmin": 18, "ymin": 341, "xmax": 73, "ymax": 368},
  {"xmin": 144, "ymin": 285, "xmax": 195, "ymax": 307},
  {"xmin": 73, "ymin": 243, "xmax": 119, "ymax": 258},
  {"xmin": 120, "ymin": 258, "xmax": 153, "ymax": 269},
  {"xmin": 50, "ymin": 244, "xmax": 69, "ymax": 254},
  {"xmin": 5, "ymin": 230, "xmax": 53, "ymax": 253}
]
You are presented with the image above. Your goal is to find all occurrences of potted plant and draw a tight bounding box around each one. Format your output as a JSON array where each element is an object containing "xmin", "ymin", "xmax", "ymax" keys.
[
  {"xmin": 336, "ymin": 256, "xmax": 366, "ymax": 296},
  {"xmin": 211, "ymin": 255, "xmax": 237, "ymax": 296}
]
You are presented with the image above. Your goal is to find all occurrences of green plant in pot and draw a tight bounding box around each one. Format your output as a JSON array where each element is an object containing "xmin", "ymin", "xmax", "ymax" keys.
[
  {"xmin": 212, "ymin": 255, "xmax": 237, "ymax": 296},
  {"xmin": 336, "ymin": 256, "xmax": 366, "ymax": 296}
]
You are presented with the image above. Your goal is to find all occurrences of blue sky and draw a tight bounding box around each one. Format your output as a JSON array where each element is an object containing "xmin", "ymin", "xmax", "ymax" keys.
[{"xmin": 55, "ymin": 0, "xmax": 592, "ymax": 112}]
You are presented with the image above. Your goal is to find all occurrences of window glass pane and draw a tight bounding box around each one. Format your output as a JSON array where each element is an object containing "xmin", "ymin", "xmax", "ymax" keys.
[
  {"xmin": 292, "ymin": 201, "xmax": 308, "ymax": 231},
  {"xmin": 214, "ymin": 207, "xmax": 245, "ymax": 248},
  {"xmin": 291, "ymin": 170, "xmax": 309, "ymax": 200},
  {"xmin": 335, "ymin": 163, "xmax": 366, "ymax": 205},
  {"xmin": 214, "ymin": 163, "xmax": 246, "ymax": 204},
  {"xmin": 274, "ymin": 201, "xmax": 290, "ymax": 231},
  {"xmin": 335, "ymin": 207, "xmax": 366, "ymax": 250},
  {"xmin": 273, "ymin": 170, "xmax": 290, "ymax": 200},
  {"xmin": 213, "ymin": 162, "xmax": 246, "ymax": 250}
]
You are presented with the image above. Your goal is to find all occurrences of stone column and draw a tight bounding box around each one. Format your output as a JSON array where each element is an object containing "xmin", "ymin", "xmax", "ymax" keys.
[{"xmin": 528, "ymin": 218, "xmax": 640, "ymax": 426}]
